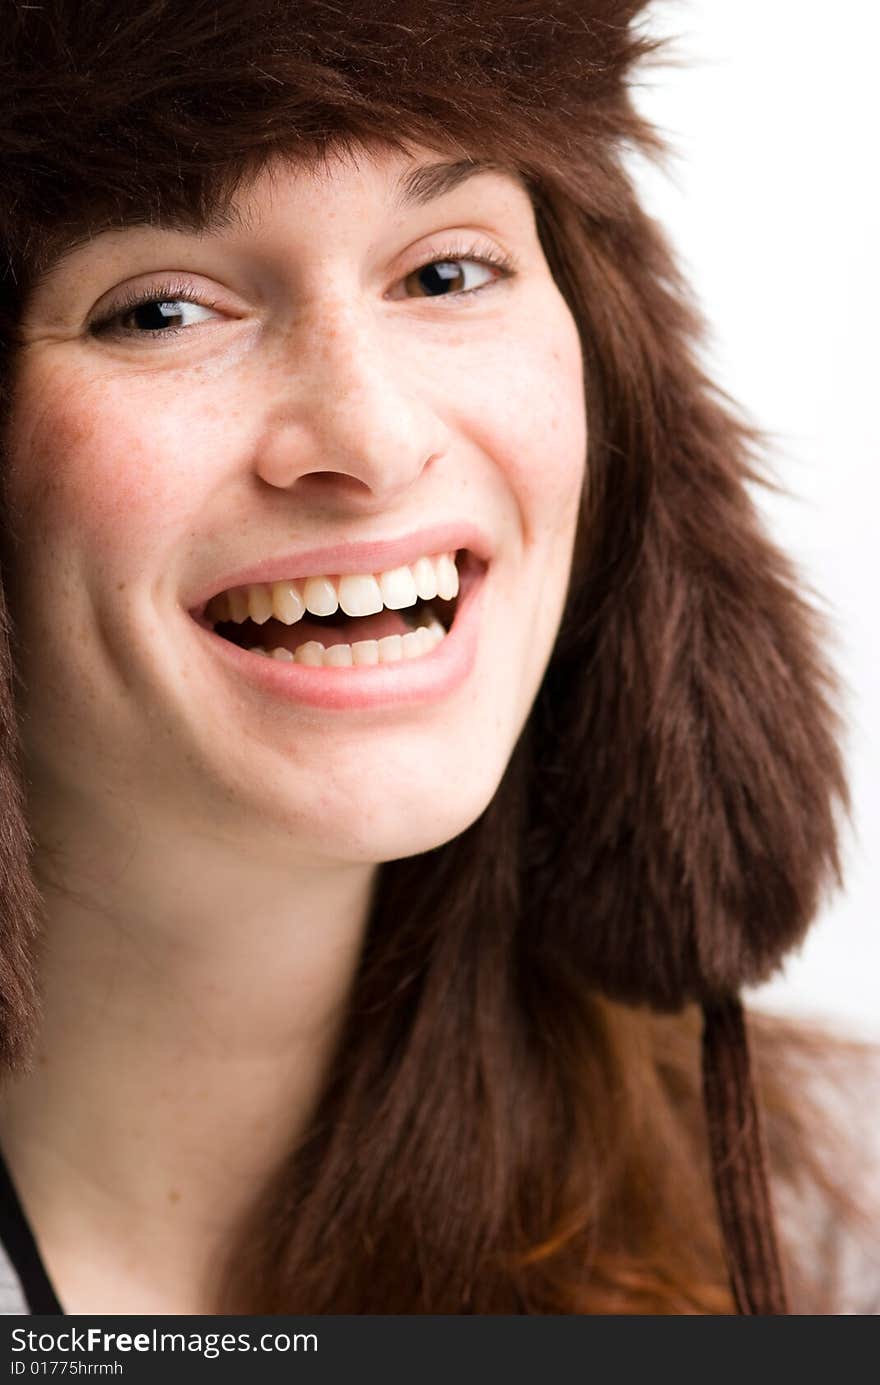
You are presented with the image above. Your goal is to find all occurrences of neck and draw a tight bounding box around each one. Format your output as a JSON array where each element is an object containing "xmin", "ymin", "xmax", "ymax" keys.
[{"xmin": 0, "ymin": 801, "xmax": 376, "ymax": 1312}]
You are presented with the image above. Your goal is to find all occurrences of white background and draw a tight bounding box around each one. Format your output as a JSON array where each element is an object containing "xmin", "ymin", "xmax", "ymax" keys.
[{"xmin": 629, "ymin": 1, "xmax": 879, "ymax": 1040}]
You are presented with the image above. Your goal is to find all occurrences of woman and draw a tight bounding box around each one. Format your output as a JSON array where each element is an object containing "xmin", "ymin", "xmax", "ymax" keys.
[{"xmin": 0, "ymin": 0, "xmax": 876, "ymax": 1316}]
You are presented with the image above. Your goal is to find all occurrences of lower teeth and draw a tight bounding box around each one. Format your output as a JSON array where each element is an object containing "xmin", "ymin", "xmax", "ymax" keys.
[{"xmin": 248, "ymin": 618, "xmax": 446, "ymax": 667}]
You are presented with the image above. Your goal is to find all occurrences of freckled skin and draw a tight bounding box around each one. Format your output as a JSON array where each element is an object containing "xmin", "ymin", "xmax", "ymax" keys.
[{"xmin": 3, "ymin": 143, "xmax": 587, "ymax": 869}]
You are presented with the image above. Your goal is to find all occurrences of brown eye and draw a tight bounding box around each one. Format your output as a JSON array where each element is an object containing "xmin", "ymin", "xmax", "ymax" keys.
[
  {"xmin": 402, "ymin": 257, "xmax": 498, "ymax": 299},
  {"xmin": 120, "ymin": 300, "xmax": 192, "ymax": 332},
  {"xmin": 93, "ymin": 295, "xmax": 221, "ymax": 337}
]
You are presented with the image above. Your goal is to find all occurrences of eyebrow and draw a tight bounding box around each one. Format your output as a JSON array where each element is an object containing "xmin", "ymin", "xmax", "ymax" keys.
[
  {"xmin": 391, "ymin": 158, "xmax": 508, "ymax": 211},
  {"xmin": 216, "ymin": 158, "xmax": 509, "ymax": 230}
]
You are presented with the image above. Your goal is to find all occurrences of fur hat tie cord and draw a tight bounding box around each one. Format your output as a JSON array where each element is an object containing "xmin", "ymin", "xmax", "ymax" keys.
[{"xmin": 702, "ymin": 997, "xmax": 791, "ymax": 1314}]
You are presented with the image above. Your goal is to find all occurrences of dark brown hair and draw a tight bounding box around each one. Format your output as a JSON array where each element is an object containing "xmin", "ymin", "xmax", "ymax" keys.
[{"xmin": 0, "ymin": 0, "xmax": 872, "ymax": 1313}]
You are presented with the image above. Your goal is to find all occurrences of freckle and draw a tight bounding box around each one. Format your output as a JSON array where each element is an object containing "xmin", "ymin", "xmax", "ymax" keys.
[
  {"xmin": 168, "ymin": 1189, "xmax": 181, "ymax": 1205},
  {"xmin": 117, "ymin": 582, "xmax": 126, "ymax": 591}
]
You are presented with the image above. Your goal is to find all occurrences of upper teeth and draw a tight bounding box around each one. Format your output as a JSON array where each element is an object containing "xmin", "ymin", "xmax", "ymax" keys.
[{"xmin": 207, "ymin": 550, "xmax": 460, "ymax": 625}]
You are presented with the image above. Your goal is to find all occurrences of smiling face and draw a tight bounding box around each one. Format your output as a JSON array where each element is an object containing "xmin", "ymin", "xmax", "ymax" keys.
[{"xmin": 1, "ymin": 142, "xmax": 586, "ymax": 869}]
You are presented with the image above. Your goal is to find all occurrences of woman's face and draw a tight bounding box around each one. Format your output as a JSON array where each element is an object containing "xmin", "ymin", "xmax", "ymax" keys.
[{"xmin": 3, "ymin": 143, "xmax": 586, "ymax": 866}]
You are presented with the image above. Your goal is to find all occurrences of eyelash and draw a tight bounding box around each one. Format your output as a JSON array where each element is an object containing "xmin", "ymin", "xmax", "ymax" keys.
[{"xmin": 89, "ymin": 240, "xmax": 518, "ymax": 339}]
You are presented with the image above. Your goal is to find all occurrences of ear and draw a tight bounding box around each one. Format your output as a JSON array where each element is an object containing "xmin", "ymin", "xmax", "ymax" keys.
[{"xmin": 527, "ymin": 194, "xmax": 849, "ymax": 1011}]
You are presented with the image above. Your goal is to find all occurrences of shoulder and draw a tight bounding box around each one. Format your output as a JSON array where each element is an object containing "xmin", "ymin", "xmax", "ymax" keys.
[{"xmin": 750, "ymin": 1011, "xmax": 880, "ymax": 1315}]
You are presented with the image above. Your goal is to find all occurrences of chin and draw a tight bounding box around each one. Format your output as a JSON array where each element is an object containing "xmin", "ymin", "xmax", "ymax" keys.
[{"xmin": 265, "ymin": 757, "xmax": 511, "ymax": 867}]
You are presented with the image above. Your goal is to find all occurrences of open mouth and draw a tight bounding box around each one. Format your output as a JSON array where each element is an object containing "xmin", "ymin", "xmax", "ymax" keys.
[{"xmin": 198, "ymin": 548, "xmax": 482, "ymax": 668}]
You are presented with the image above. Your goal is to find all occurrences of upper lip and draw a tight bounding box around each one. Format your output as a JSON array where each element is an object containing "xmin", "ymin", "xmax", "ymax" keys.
[{"xmin": 187, "ymin": 521, "xmax": 494, "ymax": 614}]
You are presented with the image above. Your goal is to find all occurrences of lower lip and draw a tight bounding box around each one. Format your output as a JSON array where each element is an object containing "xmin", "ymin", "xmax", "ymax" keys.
[{"xmin": 189, "ymin": 563, "xmax": 488, "ymax": 711}]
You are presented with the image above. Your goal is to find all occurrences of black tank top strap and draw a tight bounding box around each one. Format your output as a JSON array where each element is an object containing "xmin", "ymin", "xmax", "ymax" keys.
[{"xmin": 0, "ymin": 1142, "xmax": 64, "ymax": 1314}]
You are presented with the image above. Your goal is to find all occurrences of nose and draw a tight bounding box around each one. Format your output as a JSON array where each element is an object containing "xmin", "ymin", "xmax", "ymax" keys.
[{"xmin": 252, "ymin": 304, "xmax": 451, "ymax": 507}]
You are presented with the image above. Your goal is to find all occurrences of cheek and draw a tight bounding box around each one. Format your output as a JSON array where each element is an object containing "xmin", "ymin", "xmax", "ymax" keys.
[
  {"xmin": 516, "ymin": 334, "xmax": 586, "ymax": 536},
  {"xmin": 3, "ymin": 361, "xmax": 211, "ymax": 582},
  {"xmin": 447, "ymin": 298, "xmax": 586, "ymax": 541}
]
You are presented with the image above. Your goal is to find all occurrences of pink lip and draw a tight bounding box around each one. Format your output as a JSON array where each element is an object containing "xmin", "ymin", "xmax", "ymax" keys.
[
  {"xmin": 187, "ymin": 521, "xmax": 495, "ymax": 613},
  {"xmin": 189, "ymin": 553, "xmax": 488, "ymax": 711}
]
